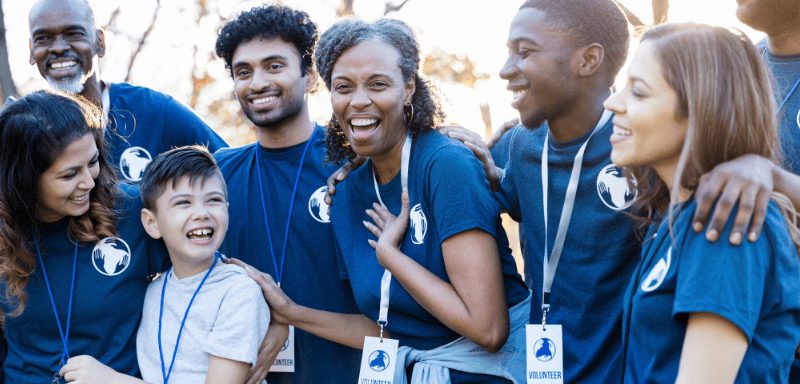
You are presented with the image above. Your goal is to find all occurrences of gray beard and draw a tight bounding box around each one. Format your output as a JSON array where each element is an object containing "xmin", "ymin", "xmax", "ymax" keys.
[{"xmin": 46, "ymin": 71, "xmax": 86, "ymax": 94}]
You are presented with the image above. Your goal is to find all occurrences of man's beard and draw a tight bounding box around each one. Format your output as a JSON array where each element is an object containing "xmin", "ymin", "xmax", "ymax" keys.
[
  {"xmin": 46, "ymin": 71, "xmax": 86, "ymax": 94},
  {"xmin": 245, "ymin": 95, "xmax": 304, "ymax": 129}
]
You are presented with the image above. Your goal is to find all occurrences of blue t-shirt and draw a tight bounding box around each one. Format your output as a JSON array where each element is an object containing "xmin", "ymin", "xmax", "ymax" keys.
[
  {"xmin": 761, "ymin": 46, "xmax": 800, "ymax": 175},
  {"xmin": 333, "ymin": 129, "xmax": 528, "ymax": 383},
  {"xmin": 498, "ymin": 116, "xmax": 640, "ymax": 384},
  {"xmin": 106, "ymin": 83, "xmax": 227, "ymax": 182},
  {"xmin": 0, "ymin": 184, "xmax": 169, "ymax": 384},
  {"xmin": 622, "ymin": 200, "xmax": 800, "ymax": 383},
  {"xmin": 214, "ymin": 124, "xmax": 362, "ymax": 384}
]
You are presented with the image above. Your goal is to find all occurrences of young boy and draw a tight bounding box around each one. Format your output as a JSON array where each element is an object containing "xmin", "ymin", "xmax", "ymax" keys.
[{"xmin": 136, "ymin": 146, "xmax": 269, "ymax": 384}]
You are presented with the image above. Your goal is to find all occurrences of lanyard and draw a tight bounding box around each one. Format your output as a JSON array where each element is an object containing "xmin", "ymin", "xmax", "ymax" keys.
[
  {"xmin": 540, "ymin": 110, "xmax": 611, "ymax": 329},
  {"xmin": 31, "ymin": 229, "xmax": 78, "ymax": 374},
  {"xmin": 371, "ymin": 134, "xmax": 412, "ymax": 340},
  {"xmin": 158, "ymin": 252, "xmax": 222, "ymax": 384},
  {"xmin": 255, "ymin": 128, "xmax": 317, "ymax": 287},
  {"xmin": 762, "ymin": 49, "xmax": 800, "ymax": 114}
]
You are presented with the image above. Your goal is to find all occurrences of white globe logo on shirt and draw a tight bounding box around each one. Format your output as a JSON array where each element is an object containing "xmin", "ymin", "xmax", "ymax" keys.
[
  {"xmin": 308, "ymin": 186, "xmax": 331, "ymax": 223},
  {"xmin": 92, "ymin": 238, "xmax": 132, "ymax": 276},
  {"xmin": 410, "ymin": 204, "xmax": 427, "ymax": 244},
  {"xmin": 368, "ymin": 350, "xmax": 390, "ymax": 372},
  {"xmin": 534, "ymin": 338, "xmax": 556, "ymax": 362},
  {"xmin": 596, "ymin": 164, "xmax": 636, "ymax": 211},
  {"xmin": 641, "ymin": 246, "xmax": 672, "ymax": 292},
  {"xmin": 120, "ymin": 147, "xmax": 152, "ymax": 182}
]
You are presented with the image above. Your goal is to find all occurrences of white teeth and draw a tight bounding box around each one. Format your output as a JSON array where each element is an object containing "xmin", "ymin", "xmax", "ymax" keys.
[
  {"xmin": 613, "ymin": 125, "xmax": 632, "ymax": 136},
  {"xmin": 513, "ymin": 90, "xmax": 525, "ymax": 100},
  {"xmin": 253, "ymin": 96, "xmax": 277, "ymax": 104},
  {"xmin": 51, "ymin": 61, "xmax": 76, "ymax": 69},
  {"xmin": 69, "ymin": 194, "xmax": 88, "ymax": 202},
  {"xmin": 188, "ymin": 228, "xmax": 213, "ymax": 236},
  {"xmin": 351, "ymin": 119, "xmax": 378, "ymax": 126}
]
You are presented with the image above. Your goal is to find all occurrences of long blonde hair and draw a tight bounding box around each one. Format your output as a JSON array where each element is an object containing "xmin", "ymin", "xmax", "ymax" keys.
[{"xmin": 626, "ymin": 23, "xmax": 800, "ymax": 252}]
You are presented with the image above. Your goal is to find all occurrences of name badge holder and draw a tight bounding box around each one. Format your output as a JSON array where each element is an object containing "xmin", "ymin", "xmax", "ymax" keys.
[
  {"xmin": 526, "ymin": 111, "xmax": 611, "ymax": 384},
  {"xmin": 358, "ymin": 134, "xmax": 412, "ymax": 384},
  {"xmin": 255, "ymin": 129, "xmax": 317, "ymax": 373}
]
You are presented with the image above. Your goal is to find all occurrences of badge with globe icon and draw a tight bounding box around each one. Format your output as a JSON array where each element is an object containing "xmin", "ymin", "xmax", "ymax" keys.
[
  {"xmin": 368, "ymin": 350, "xmax": 390, "ymax": 372},
  {"xmin": 534, "ymin": 338, "xmax": 556, "ymax": 362}
]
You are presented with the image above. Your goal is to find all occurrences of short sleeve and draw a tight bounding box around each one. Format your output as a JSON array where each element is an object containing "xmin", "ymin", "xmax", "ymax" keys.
[
  {"xmin": 673, "ymin": 204, "xmax": 770, "ymax": 341},
  {"xmin": 428, "ymin": 143, "xmax": 501, "ymax": 242},
  {"xmin": 160, "ymin": 96, "xmax": 228, "ymax": 152},
  {"xmin": 203, "ymin": 276, "xmax": 270, "ymax": 365}
]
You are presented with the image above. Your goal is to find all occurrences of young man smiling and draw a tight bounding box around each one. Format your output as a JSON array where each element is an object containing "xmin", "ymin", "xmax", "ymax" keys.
[
  {"xmin": 27, "ymin": 0, "xmax": 226, "ymax": 182},
  {"xmin": 213, "ymin": 4, "xmax": 361, "ymax": 384}
]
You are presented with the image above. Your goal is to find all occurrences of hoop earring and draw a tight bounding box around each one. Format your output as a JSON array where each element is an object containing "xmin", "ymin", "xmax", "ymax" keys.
[{"xmin": 404, "ymin": 104, "xmax": 414, "ymax": 126}]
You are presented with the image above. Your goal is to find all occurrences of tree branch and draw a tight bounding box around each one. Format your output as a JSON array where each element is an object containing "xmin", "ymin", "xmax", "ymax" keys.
[
  {"xmin": 124, "ymin": 0, "xmax": 161, "ymax": 83},
  {"xmin": 616, "ymin": 1, "xmax": 645, "ymax": 27},
  {"xmin": 384, "ymin": 0, "xmax": 410, "ymax": 15}
]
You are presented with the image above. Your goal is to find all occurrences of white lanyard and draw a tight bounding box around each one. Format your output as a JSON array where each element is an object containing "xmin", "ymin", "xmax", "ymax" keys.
[
  {"xmin": 371, "ymin": 134, "xmax": 412, "ymax": 340},
  {"xmin": 540, "ymin": 110, "xmax": 611, "ymax": 328}
]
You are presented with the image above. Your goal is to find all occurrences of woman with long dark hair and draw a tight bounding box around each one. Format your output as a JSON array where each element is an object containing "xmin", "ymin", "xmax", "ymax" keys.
[{"xmin": 0, "ymin": 90, "xmax": 167, "ymax": 383}]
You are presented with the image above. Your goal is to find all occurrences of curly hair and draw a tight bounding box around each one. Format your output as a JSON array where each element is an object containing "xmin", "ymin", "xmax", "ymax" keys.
[
  {"xmin": 315, "ymin": 18, "xmax": 446, "ymax": 165},
  {"xmin": 520, "ymin": 0, "xmax": 630, "ymax": 87},
  {"xmin": 0, "ymin": 90, "xmax": 118, "ymax": 316},
  {"xmin": 215, "ymin": 4, "xmax": 318, "ymax": 77}
]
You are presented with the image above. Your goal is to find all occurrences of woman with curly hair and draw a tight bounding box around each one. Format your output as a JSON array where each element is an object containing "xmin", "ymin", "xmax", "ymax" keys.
[
  {"xmin": 0, "ymin": 90, "xmax": 167, "ymax": 383},
  {"xmin": 250, "ymin": 18, "xmax": 531, "ymax": 384},
  {"xmin": 604, "ymin": 23, "xmax": 800, "ymax": 383}
]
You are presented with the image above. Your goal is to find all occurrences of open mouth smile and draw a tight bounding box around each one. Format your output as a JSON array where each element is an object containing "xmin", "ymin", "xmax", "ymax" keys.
[{"xmin": 186, "ymin": 228, "xmax": 215, "ymax": 244}]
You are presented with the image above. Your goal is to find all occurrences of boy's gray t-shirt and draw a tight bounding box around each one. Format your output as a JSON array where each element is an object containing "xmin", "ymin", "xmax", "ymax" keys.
[{"xmin": 137, "ymin": 263, "xmax": 270, "ymax": 384}]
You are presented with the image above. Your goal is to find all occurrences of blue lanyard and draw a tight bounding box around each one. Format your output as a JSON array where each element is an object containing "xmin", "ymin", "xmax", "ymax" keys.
[
  {"xmin": 158, "ymin": 252, "xmax": 222, "ymax": 384},
  {"xmin": 31, "ymin": 229, "xmax": 78, "ymax": 371},
  {"xmin": 254, "ymin": 127, "xmax": 317, "ymax": 286},
  {"xmin": 762, "ymin": 48, "xmax": 800, "ymax": 114}
]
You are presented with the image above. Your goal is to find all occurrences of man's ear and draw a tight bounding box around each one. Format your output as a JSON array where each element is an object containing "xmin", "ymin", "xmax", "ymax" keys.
[
  {"xmin": 141, "ymin": 208, "xmax": 162, "ymax": 239},
  {"xmin": 95, "ymin": 29, "xmax": 106, "ymax": 58},
  {"xmin": 304, "ymin": 66, "xmax": 318, "ymax": 94},
  {"xmin": 29, "ymin": 40, "xmax": 35, "ymax": 65},
  {"xmin": 577, "ymin": 43, "xmax": 604, "ymax": 78}
]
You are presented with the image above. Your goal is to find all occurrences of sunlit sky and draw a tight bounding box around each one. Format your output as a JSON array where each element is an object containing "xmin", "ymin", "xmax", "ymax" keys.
[{"xmin": 4, "ymin": 0, "xmax": 765, "ymax": 139}]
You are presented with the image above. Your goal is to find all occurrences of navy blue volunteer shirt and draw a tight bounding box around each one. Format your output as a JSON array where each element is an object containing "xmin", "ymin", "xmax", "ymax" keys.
[
  {"xmin": 0, "ymin": 184, "xmax": 169, "ymax": 383},
  {"xmin": 105, "ymin": 83, "xmax": 227, "ymax": 182},
  {"xmin": 333, "ymin": 129, "xmax": 528, "ymax": 384},
  {"xmin": 623, "ymin": 201, "xmax": 800, "ymax": 383},
  {"xmin": 215, "ymin": 124, "xmax": 362, "ymax": 384},
  {"xmin": 497, "ymin": 115, "xmax": 640, "ymax": 384}
]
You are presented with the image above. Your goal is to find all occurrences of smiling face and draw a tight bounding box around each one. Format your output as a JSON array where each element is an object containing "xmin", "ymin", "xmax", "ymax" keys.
[
  {"xmin": 231, "ymin": 37, "xmax": 314, "ymax": 129},
  {"xmin": 142, "ymin": 175, "xmax": 229, "ymax": 277},
  {"xmin": 500, "ymin": 8, "xmax": 578, "ymax": 129},
  {"xmin": 28, "ymin": 0, "xmax": 104, "ymax": 94},
  {"xmin": 603, "ymin": 41, "xmax": 688, "ymax": 183},
  {"xmin": 36, "ymin": 133, "xmax": 99, "ymax": 223},
  {"xmin": 330, "ymin": 39, "xmax": 415, "ymax": 162}
]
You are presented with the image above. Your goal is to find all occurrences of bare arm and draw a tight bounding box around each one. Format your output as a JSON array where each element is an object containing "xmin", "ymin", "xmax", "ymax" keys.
[
  {"xmin": 324, "ymin": 155, "xmax": 367, "ymax": 207},
  {"xmin": 675, "ymin": 312, "xmax": 748, "ymax": 384},
  {"xmin": 693, "ymin": 154, "xmax": 800, "ymax": 244},
  {"xmin": 242, "ymin": 320, "xmax": 290, "ymax": 384},
  {"xmin": 227, "ymin": 258, "xmax": 380, "ymax": 350},
  {"xmin": 61, "ymin": 356, "xmax": 150, "ymax": 384},
  {"xmin": 205, "ymin": 355, "xmax": 250, "ymax": 384},
  {"xmin": 365, "ymin": 190, "xmax": 510, "ymax": 352}
]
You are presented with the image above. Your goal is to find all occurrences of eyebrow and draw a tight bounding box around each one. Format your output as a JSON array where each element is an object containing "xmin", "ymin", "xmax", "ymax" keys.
[
  {"xmin": 507, "ymin": 36, "xmax": 540, "ymax": 48},
  {"xmin": 630, "ymin": 76, "xmax": 652, "ymax": 89},
  {"xmin": 232, "ymin": 54, "xmax": 289, "ymax": 70},
  {"xmin": 31, "ymin": 24, "xmax": 88, "ymax": 36},
  {"xmin": 332, "ymin": 73, "xmax": 393, "ymax": 82},
  {"xmin": 55, "ymin": 151, "xmax": 99, "ymax": 175}
]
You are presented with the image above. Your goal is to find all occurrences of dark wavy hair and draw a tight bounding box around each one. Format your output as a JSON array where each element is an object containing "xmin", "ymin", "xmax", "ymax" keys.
[
  {"xmin": 0, "ymin": 90, "xmax": 118, "ymax": 316},
  {"xmin": 215, "ymin": 4, "xmax": 318, "ymax": 77},
  {"xmin": 139, "ymin": 146, "xmax": 226, "ymax": 212},
  {"xmin": 520, "ymin": 0, "xmax": 630, "ymax": 87},
  {"xmin": 315, "ymin": 18, "xmax": 446, "ymax": 165}
]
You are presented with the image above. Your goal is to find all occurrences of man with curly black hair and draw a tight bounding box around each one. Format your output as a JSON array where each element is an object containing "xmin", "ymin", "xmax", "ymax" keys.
[{"xmin": 213, "ymin": 4, "xmax": 361, "ymax": 384}]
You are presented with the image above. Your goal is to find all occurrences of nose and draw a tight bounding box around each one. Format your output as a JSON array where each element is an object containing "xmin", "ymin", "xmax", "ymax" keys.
[
  {"xmin": 350, "ymin": 87, "xmax": 372, "ymax": 110},
  {"xmin": 77, "ymin": 168, "xmax": 95, "ymax": 191},
  {"xmin": 603, "ymin": 89, "xmax": 625, "ymax": 115},
  {"xmin": 499, "ymin": 54, "xmax": 517, "ymax": 81},
  {"xmin": 191, "ymin": 204, "xmax": 211, "ymax": 221},
  {"xmin": 48, "ymin": 35, "xmax": 70, "ymax": 55},
  {"xmin": 249, "ymin": 68, "xmax": 271, "ymax": 92}
]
